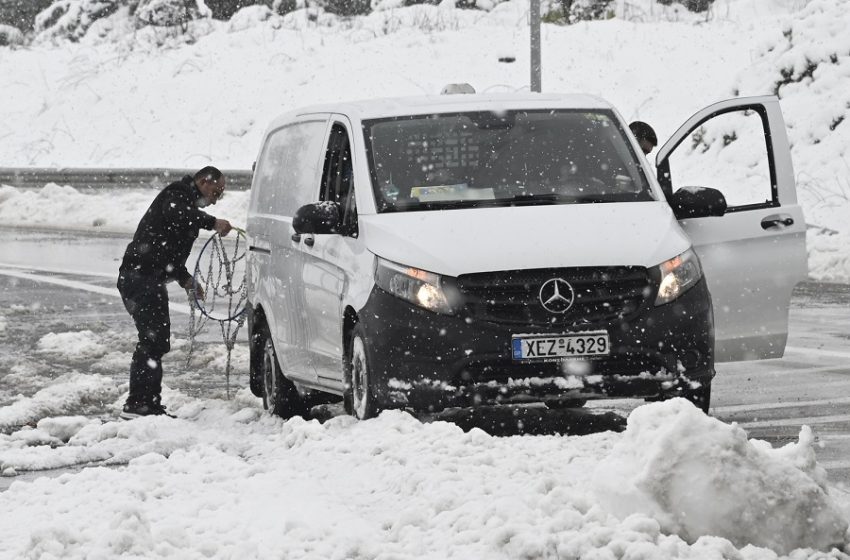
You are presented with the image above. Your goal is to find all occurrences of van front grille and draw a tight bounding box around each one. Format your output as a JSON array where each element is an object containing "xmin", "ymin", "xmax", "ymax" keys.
[{"xmin": 454, "ymin": 266, "xmax": 652, "ymax": 327}]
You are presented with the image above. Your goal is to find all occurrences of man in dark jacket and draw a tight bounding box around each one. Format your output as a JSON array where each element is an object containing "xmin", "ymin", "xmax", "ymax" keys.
[{"xmin": 118, "ymin": 166, "xmax": 232, "ymax": 419}]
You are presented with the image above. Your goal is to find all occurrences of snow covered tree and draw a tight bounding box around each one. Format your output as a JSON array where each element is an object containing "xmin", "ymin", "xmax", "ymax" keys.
[
  {"xmin": 34, "ymin": 0, "xmax": 122, "ymax": 41},
  {"xmin": 315, "ymin": 0, "xmax": 370, "ymax": 16},
  {"xmin": 657, "ymin": 0, "xmax": 713, "ymax": 12},
  {"xmin": 204, "ymin": 0, "xmax": 262, "ymax": 19},
  {"xmin": 545, "ymin": 0, "xmax": 612, "ymax": 24},
  {"xmin": 569, "ymin": 0, "xmax": 611, "ymax": 21},
  {"xmin": 271, "ymin": 0, "xmax": 297, "ymax": 15},
  {"xmin": 134, "ymin": 0, "xmax": 212, "ymax": 27},
  {"xmin": 0, "ymin": 22, "xmax": 24, "ymax": 45},
  {"xmin": 0, "ymin": 0, "xmax": 53, "ymax": 31}
]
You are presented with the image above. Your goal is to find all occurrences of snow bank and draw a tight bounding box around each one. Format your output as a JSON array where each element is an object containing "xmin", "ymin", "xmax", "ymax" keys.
[
  {"xmin": 37, "ymin": 330, "xmax": 109, "ymax": 360},
  {"xmin": 35, "ymin": 415, "xmax": 96, "ymax": 442},
  {"xmin": 593, "ymin": 398, "xmax": 848, "ymax": 554},
  {"xmin": 0, "ymin": 183, "xmax": 250, "ymax": 233},
  {"xmin": 1, "ymin": 394, "xmax": 848, "ymax": 558},
  {"xmin": 808, "ymin": 229, "xmax": 850, "ymax": 283},
  {"xmin": 0, "ymin": 373, "xmax": 121, "ymax": 431}
]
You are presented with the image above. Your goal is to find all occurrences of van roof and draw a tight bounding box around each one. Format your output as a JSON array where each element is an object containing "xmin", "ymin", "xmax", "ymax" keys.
[{"xmin": 270, "ymin": 92, "xmax": 615, "ymax": 126}]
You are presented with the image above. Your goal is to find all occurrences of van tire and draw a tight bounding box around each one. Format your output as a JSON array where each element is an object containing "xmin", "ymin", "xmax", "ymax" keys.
[
  {"xmin": 344, "ymin": 324, "xmax": 382, "ymax": 420},
  {"xmin": 248, "ymin": 324, "xmax": 265, "ymax": 398},
  {"xmin": 257, "ymin": 323, "xmax": 307, "ymax": 419},
  {"xmin": 682, "ymin": 378, "xmax": 711, "ymax": 414}
]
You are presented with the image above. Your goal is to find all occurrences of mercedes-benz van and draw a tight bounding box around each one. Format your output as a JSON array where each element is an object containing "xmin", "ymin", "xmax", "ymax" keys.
[{"xmin": 245, "ymin": 91, "xmax": 806, "ymax": 419}]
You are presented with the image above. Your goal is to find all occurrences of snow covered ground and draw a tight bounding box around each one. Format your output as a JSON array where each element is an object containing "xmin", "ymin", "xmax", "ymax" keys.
[
  {"xmin": 2, "ymin": 0, "xmax": 850, "ymax": 557},
  {"xmin": 2, "ymin": 384, "xmax": 849, "ymax": 558}
]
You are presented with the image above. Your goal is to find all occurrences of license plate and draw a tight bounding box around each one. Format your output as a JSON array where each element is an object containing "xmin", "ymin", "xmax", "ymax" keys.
[{"xmin": 511, "ymin": 331, "xmax": 610, "ymax": 360}]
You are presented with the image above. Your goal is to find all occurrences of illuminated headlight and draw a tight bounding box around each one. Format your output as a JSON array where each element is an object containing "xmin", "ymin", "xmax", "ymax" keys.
[
  {"xmin": 375, "ymin": 257, "xmax": 453, "ymax": 314},
  {"xmin": 654, "ymin": 248, "xmax": 703, "ymax": 306}
]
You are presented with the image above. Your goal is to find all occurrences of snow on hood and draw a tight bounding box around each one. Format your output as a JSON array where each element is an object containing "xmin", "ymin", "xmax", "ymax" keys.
[
  {"xmin": 359, "ymin": 202, "xmax": 689, "ymax": 277},
  {"xmin": 592, "ymin": 398, "xmax": 849, "ymax": 554}
]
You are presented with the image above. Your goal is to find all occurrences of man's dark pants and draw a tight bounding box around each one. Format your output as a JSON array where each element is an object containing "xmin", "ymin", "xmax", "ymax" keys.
[{"xmin": 117, "ymin": 270, "xmax": 171, "ymax": 406}]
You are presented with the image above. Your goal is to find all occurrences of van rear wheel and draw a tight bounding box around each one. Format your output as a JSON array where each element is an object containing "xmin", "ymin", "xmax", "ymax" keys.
[
  {"xmin": 258, "ymin": 323, "xmax": 307, "ymax": 419},
  {"xmin": 344, "ymin": 324, "xmax": 382, "ymax": 420}
]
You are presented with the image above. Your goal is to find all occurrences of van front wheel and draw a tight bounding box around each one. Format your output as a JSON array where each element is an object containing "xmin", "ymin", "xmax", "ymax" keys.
[
  {"xmin": 259, "ymin": 324, "xmax": 307, "ymax": 419},
  {"xmin": 682, "ymin": 378, "xmax": 711, "ymax": 414},
  {"xmin": 344, "ymin": 324, "xmax": 382, "ymax": 420}
]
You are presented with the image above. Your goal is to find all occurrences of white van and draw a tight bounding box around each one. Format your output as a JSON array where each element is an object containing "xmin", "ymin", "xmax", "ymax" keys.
[{"xmin": 245, "ymin": 91, "xmax": 806, "ymax": 419}]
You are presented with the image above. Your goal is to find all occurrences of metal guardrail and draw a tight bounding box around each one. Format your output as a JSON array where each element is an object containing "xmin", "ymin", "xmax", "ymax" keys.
[{"xmin": 0, "ymin": 168, "xmax": 253, "ymax": 191}]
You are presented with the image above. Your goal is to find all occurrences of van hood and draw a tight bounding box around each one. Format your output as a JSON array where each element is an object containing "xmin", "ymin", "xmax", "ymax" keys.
[{"xmin": 358, "ymin": 202, "xmax": 691, "ymax": 277}]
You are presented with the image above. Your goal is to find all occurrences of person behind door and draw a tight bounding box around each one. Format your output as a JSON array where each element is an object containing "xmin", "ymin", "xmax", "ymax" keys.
[
  {"xmin": 629, "ymin": 121, "xmax": 658, "ymax": 156},
  {"xmin": 117, "ymin": 166, "xmax": 232, "ymax": 419}
]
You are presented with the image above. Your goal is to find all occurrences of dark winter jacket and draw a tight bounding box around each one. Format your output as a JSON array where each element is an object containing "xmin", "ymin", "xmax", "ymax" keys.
[{"xmin": 120, "ymin": 176, "xmax": 216, "ymax": 286}]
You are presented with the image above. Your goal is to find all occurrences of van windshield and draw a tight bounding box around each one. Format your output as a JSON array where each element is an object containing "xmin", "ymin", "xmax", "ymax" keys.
[{"xmin": 363, "ymin": 110, "xmax": 654, "ymax": 212}]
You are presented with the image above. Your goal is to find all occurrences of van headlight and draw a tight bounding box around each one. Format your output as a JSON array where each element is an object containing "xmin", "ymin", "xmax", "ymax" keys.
[
  {"xmin": 375, "ymin": 257, "xmax": 452, "ymax": 314},
  {"xmin": 654, "ymin": 248, "xmax": 703, "ymax": 306}
]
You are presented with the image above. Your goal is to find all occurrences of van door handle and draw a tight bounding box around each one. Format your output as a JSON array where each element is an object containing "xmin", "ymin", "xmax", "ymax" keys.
[
  {"xmin": 761, "ymin": 214, "xmax": 794, "ymax": 229},
  {"xmin": 304, "ymin": 236, "xmax": 315, "ymax": 248},
  {"xmin": 291, "ymin": 233, "xmax": 301, "ymax": 243},
  {"xmin": 248, "ymin": 245, "xmax": 271, "ymax": 255}
]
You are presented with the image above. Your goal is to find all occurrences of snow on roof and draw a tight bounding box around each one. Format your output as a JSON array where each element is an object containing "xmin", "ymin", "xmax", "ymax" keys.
[{"xmin": 272, "ymin": 92, "xmax": 613, "ymax": 126}]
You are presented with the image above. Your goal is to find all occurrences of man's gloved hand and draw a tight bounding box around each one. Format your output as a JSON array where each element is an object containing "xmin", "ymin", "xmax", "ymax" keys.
[
  {"xmin": 214, "ymin": 219, "xmax": 232, "ymax": 237},
  {"xmin": 180, "ymin": 278, "xmax": 204, "ymax": 301}
]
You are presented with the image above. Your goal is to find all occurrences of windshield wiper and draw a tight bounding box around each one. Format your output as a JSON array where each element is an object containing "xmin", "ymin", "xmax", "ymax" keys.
[
  {"xmin": 383, "ymin": 199, "xmax": 491, "ymax": 212},
  {"xmin": 571, "ymin": 196, "xmax": 611, "ymax": 204},
  {"xmin": 572, "ymin": 192, "xmax": 654, "ymax": 204},
  {"xmin": 380, "ymin": 193, "xmax": 574, "ymax": 213},
  {"xmin": 502, "ymin": 194, "xmax": 562, "ymax": 206}
]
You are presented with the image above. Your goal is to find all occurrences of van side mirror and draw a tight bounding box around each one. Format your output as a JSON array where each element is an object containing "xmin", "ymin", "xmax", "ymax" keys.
[
  {"xmin": 669, "ymin": 187, "xmax": 727, "ymax": 219},
  {"xmin": 293, "ymin": 202, "xmax": 340, "ymax": 234}
]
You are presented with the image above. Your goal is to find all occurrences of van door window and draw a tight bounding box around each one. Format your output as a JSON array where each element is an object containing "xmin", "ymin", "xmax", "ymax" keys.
[
  {"xmin": 251, "ymin": 119, "xmax": 327, "ymax": 217},
  {"xmin": 320, "ymin": 123, "xmax": 357, "ymax": 236},
  {"xmin": 659, "ymin": 108, "xmax": 776, "ymax": 211}
]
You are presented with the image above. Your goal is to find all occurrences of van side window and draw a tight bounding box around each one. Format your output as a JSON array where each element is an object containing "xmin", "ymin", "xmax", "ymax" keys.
[
  {"xmin": 320, "ymin": 123, "xmax": 358, "ymax": 236},
  {"xmin": 251, "ymin": 130, "xmax": 285, "ymax": 214},
  {"xmin": 251, "ymin": 119, "xmax": 327, "ymax": 217}
]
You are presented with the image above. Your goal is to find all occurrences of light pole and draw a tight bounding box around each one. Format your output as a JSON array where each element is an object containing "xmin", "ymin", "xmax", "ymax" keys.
[{"xmin": 530, "ymin": 0, "xmax": 541, "ymax": 92}]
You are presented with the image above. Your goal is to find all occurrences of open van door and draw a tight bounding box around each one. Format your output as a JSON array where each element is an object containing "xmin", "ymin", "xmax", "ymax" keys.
[{"xmin": 656, "ymin": 96, "xmax": 807, "ymax": 362}]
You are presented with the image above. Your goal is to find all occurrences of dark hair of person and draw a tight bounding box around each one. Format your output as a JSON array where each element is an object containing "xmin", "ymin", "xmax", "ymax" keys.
[
  {"xmin": 195, "ymin": 166, "xmax": 223, "ymax": 182},
  {"xmin": 629, "ymin": 121, "xmax": 657, "ymax": 146}
]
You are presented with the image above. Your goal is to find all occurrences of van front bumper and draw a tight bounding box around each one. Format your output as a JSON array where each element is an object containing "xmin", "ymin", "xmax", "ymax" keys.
[{"xmin": 358, "ymin": 279, "xmax": 714, "ymax": 411}]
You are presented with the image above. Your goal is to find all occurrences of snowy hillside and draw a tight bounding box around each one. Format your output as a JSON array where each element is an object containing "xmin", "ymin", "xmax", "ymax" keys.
[{"xmin": 1, "ymin": 0, "xmax": 848, "ymax": 280}]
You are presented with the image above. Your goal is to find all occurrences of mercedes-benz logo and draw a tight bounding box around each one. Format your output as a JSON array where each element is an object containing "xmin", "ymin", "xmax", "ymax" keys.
[{"xmin": 538, "ymin": 278, "xmax": 575, "ymax": 314}]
